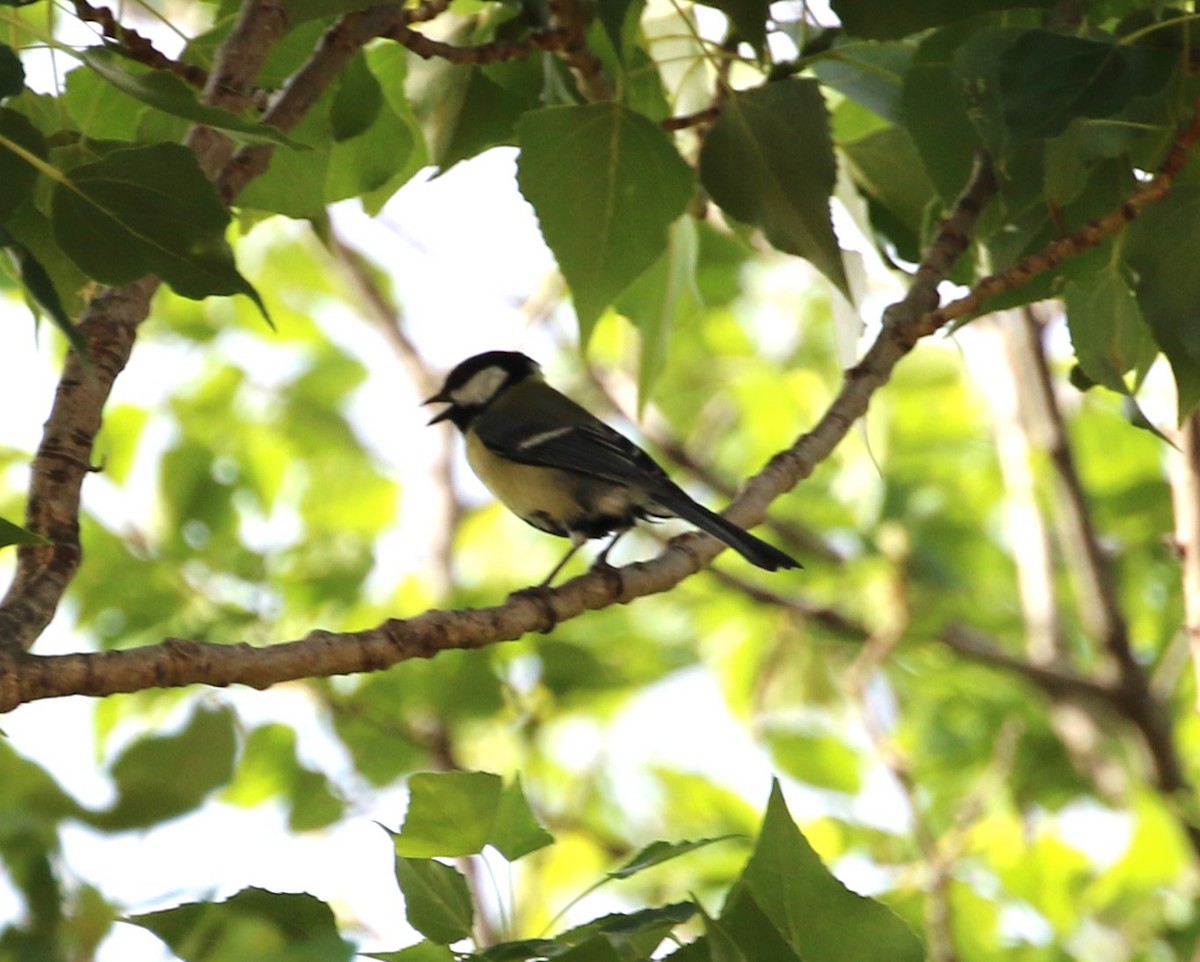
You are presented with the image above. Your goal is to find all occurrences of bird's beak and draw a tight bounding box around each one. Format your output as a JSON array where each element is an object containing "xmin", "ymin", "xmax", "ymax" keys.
[{"xmin": 423, "ymin": 390, "xmax": 453, "ymax": 425}]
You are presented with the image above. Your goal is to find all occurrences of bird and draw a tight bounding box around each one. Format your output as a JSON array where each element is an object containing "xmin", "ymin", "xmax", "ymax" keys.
[{"xmin": 424, "ymin": 351, "xmax": 801, "ymax": 585}]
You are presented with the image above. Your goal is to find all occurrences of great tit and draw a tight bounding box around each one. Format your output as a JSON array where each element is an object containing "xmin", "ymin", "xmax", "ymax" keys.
[{"xmin": 425, "ymin": 351, "xmax": 801, "ymax": 584}]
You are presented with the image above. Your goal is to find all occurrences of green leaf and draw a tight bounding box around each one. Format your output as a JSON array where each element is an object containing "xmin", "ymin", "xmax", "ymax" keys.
[
  {"xmin": 221, "ymin": 724, "xmax": 343, "ymax": 832},
  {"xmin": 0, "ymin": 516, "xmax": 49, "ymax": 549},
  {"xmin": 393, "ymin": 857, "xmax": 474, "ymax": 945},
  {"xmin": 608, "ymin": 836, "xmax": 740, "ymax": 879},
  {"xmin": 326, "ymin": 98, "xmax": 419, "ymax": 203},
  {"xmin": 830, "ymin": 0, "xmax": 1051, "ymax": 40},
  {"xmin": 596, "ymin": 0, "xmax": 640, "ymax": 60},
  {"xmin": 517, "ymin": 103, "xmax": 694, "ymax": 339},
  {"xmin": 0, "ymin": 107, "xmax": 46, "ymax": 222},
  {"xmin": 0, "ymin": 221, "xmax": 82, "ymax": 351},
  {"xmin": 393, "ymin": 771, "xmax": 503, "ymax": 857},
  {"xmin": 129, "ymin": 888, "xmax": 354, "ymax": 962},
  {"xmin": 707, "ymin": 886, "xmax": 801, "ymax": 962},
  {"xmin": 1124, "ymin": 181, "xmax": 1200, "ymax": 417},
  {"xmin": 1063, "ymin": 249, "xmax": 1157, "ymax": 395},
  {"xmin": 695, "ymin": 0, "xmax": 769, "ymax": 56},
  {"xmin": 366, "ymin": 943, "xmax": 457, "ymax": 962},
  {"xmin": 436, "ymin": 63, "xmax": 537, "ymax": 172},
  {"xmin": 331, "ymin": 51, "xmax": 383, "ymax": 141},
  {"xmin": 0, "ymin": 43, "xmax": 24, "ymax": 98},
  {"xmin": 91, "ymin": 706, "xmax": 237, "ymax": 830},
  {"xmin": 699, "ymin": 80, "xmax": 848, "ymax": 295},
  {"xmin": 813, "ymin": 39, "xmax": 914, "ymax": 124},
  {"xmin": 764, "ymin": 728, "xmax": 862, "ymax": 793},
  {"xmin": 50, "ymin": 143, "xmax": 268, "ymax": 317},
  {"xmin": 839, "ymin": 121, "xmax": 937, "ymax": 263},
  {"xmin": 900, "ymin": 25, "xmax": 982, "ymax": 203},
  {"xmin": 742, "ymin": 782, "xmax": 923, "ymax": 962},
  {"xmin": 76, "ymin": 47, "xmax": 300, "ymax": 147},
  {"xmin": 489, "ymin": 777, "xmax": 554, "ymax": 861},
  {"xmin": 998, "ymin": 31, "xmax": 1176, "ymax": 142},
  {"xmin": 615, "ymin": 216, "xmax": 702, "ymax": 406},
  {"xmin": 561, "ymin": 903, "xmax": 697, "ymax": 958}
]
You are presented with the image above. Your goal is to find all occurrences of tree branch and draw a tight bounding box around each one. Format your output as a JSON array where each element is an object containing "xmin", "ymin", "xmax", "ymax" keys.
[
  {"xmin": 0, "ymin": 0, "xmax": 295, "ymax": 655},
  {"xmin": 1169, "ymin": 413, "xmax": 1200, "ymax": 710}
]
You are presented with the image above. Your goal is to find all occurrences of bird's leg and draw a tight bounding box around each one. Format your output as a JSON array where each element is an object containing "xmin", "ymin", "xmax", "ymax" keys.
[
  {"xmin": 591, "ymin": 529, "xmax": 626, "ymax": 570},
  {"xmin": 540, "ymin": 536, "xmax": 585, "ymax": 587}
]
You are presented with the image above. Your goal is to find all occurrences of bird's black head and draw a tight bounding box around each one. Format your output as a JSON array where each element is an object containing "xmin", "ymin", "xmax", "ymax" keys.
[{"xmin": 424, "ymin": 351, "xmax": 542, "ymax": 430}]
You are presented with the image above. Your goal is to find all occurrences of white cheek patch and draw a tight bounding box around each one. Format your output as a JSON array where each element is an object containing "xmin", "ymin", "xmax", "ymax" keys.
[
  {"xmin": 517, "ymin": 426, "xmax": 572, "ymax": 450},
  {"xmin": 451, "ymin": 367, "xmax": 509, "ymax": 407}
]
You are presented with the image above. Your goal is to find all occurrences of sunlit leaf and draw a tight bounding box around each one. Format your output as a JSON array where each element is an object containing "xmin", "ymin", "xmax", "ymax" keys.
[
  {"xmin": 741, "ymin": 782, "xmax": 923, "ymax": 962},
  {"xmin": 392, "ymin": 771, "xmax": 503, "ymax": 857},
  {"xmin": 490, "ymin": 777, "xmax": 554, "ymax": 861}
]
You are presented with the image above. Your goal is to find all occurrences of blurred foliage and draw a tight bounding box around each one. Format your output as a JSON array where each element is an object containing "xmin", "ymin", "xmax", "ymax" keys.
[{"xmin": 0, "ymin": 0, "xmax": 1198, "ymax": 960}]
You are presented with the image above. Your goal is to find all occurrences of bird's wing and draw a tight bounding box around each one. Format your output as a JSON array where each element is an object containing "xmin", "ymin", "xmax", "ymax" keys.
[{"xmin": 475, "ymin": 412, "xmax": 671, "ymax": 489}]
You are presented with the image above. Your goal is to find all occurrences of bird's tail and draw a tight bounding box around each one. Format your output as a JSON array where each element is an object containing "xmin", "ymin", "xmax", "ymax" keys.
[{"xmin": 655, "ymin": 489, "xmax": 801, "ymax": 571}]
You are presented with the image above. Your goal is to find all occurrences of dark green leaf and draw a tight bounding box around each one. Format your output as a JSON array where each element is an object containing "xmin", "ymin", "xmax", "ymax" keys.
[
  {"xmin": 1125, "ymin": 181, "xmax": 1200, "ymax": 417},
  {"xmin": 551, "ymin": 937, "xmax": 624, "ymax": 962},
  {"xmin": 50, "ymin": 143, "xmax": 268, "ymax": 317},
  {"xmin": 597, "ymin": 0, "xmax": 640, "ymax": 60},
  {"xmin": 130, "ymin": 888, "xmax": 354, "ymax": 962},
  {"xmin": 900, "ymin": 25, "xmax": 982, "ymax": 203},
  {"xmin": 393, "ymin": 771, "xmax": 503, "ymax": 857},
  {"xmin": 469, "ymin": 939, "xmax": 561, "ymax": 961},
  {"xmin": 813, "ymin": 39, "xmax": 914, "ymax": 123},
  {"xmin": 706, "ymin": 886, "xmax": 800, "ymax": 962},
  {"xmin": 91, "ymin": 706, "xmax": 236, "ymax": 830},
  {"xmin": 700, "ymin": 80, "xmax": 848, "ymax": 294},
  {"xmin": 561, "ymin": 903, "xmax": 697, "ymax": 958},
  {"xmin": 0, "ymin": 43, "xmax": 24, "ymax": 98},
  {"xmin": 436, "ymin": 64, "xmax": 536, "ymax": 172},
  {"xmin": 742, "ymin": 782, "xmax": 923, "ymax": 962},
  {"xmin": 831, "ymin": 0, "xmax": 1051, "ymax": 40},
  {"xmin": 331, "ymin": 52, "xmax": 383, "ymax": 141},
  {"xmin": 394, "ymin": 857, "xmax": 474, "ymax": 945},
  {"xmin": 608, "ymin": 836, "xmax": 740, "ymax": 879},
  {"xmin": 998, "ymin": 31, "xmax": 1176, "ymax": 141},
  {"xmin": 517, "ymin": 103, "xmax": 694, "ymax": 339},
  {"xmin": 0, "ymin": 517, "xmax": 49, "ymax": 549},
  {"xmin": 488, "ymin": 777, "xmax": 554, "ymax": 861},
  {"xmin": 326, "ymin": 98, "xmax": 420, "ymax": 202},
  {"xmin": 0, "ymin": 107, "xmax": 46, "ymax": 222},
  {"xmin": 76, "ymin": 47, "xmax": 300, "ymax": 147}
]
